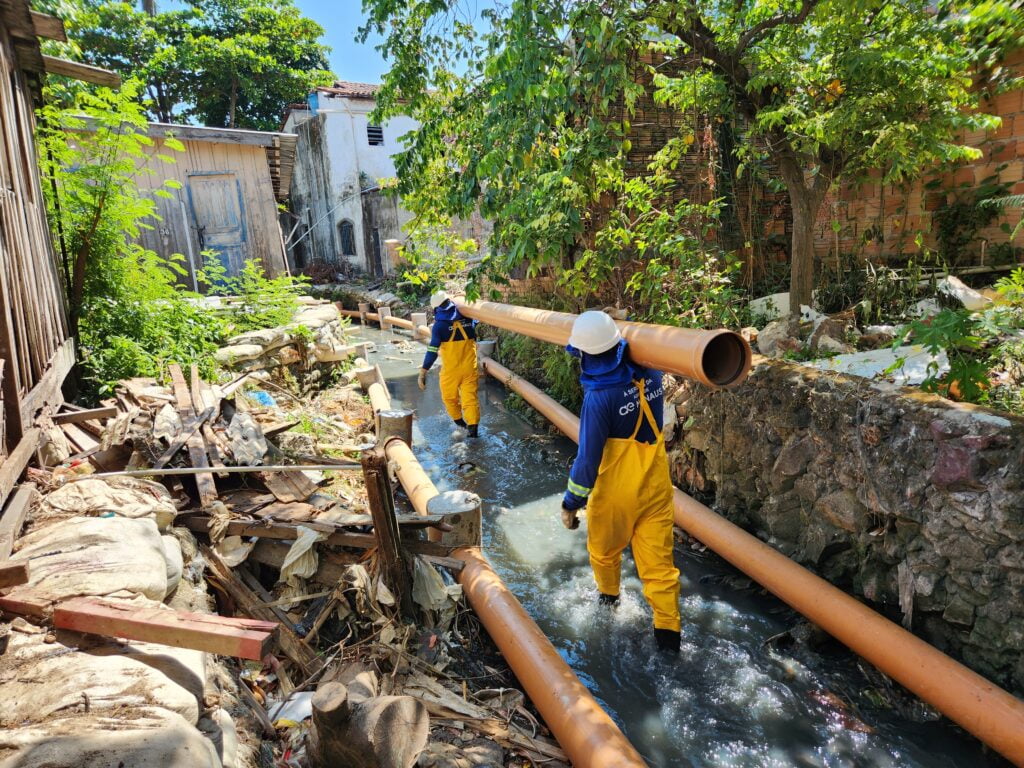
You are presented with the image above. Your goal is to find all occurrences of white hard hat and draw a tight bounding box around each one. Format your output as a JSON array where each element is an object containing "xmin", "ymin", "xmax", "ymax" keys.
[
  {"xmin": 430, "ymin": 290, "xmax": 449, "ymax": 309},
  {"xmin": 568, "ymin": 310, "xmax": 622, "ymax": 354}
]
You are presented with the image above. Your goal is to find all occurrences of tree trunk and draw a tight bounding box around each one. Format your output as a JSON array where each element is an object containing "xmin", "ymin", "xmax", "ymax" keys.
[{"xmin": 788, "ymin": 189, "xmax": 817, "ymax": 313}]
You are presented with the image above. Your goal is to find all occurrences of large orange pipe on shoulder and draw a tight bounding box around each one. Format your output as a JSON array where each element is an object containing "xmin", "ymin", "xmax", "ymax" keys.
[
  {"xmin": 481, "ymin": 356, "xmax": 1024, "ymax": 766},
  {"xmin": 457, "ymin": 300, "xmax": 752, "ymax": 388},
  {"xmin": 363, "ymin": 371, "xmax": 648, "ymax": 768}
]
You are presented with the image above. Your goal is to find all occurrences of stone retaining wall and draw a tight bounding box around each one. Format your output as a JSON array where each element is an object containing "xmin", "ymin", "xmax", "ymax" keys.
[{"xmin": 668, "ymin": 357, "xmax": 1024, "ymax": 694}]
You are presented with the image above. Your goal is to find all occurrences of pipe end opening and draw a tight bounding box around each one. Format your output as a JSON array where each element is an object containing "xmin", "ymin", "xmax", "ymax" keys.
[{"xmin": 702, "ymin": 333, "xmax": 751, "ymax": 387}]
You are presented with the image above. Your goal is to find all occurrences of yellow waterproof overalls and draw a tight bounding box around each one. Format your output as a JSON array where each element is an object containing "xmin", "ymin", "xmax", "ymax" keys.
[
  {"xmin": 439, "ymin": 320, "xmax": 480, "ymax": 426},
  {"xmin": 587, "ymin": 378, "xmax": 681, "ymax": 631}
]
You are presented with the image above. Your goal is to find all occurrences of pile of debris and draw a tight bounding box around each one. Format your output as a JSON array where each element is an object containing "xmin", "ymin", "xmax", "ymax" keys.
[
  {"xmin": 215, "ymin": 302, "xmax": 366, "ymax": 377},
  {"xmin": 743, "ymin": 279, "xmax": 1000, "ymax": 386},
  {"xmin": 0, "ymin": 360, "xmax": 568, "ymax": 767}
]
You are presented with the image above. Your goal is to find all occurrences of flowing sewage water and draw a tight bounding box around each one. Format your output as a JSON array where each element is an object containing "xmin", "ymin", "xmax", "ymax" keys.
[{"xmin": 357, "ymin": 327, "xmax": 1008, "ymax": 768}]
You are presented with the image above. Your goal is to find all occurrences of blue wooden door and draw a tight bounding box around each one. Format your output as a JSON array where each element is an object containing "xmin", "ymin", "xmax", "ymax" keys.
[{"xmin": 187, "ymin": 172, "xmax": 247, "ymax": 278}]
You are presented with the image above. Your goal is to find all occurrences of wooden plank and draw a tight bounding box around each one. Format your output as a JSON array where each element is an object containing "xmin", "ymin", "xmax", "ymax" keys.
[
  {"xmin": 18, "ymin": 339, "xmax": 74, "ymax": 427},
  {"xmin": 0, "ymin": 479, "xmax": 39, "ymax": 565},
  {"xmin": 0, "ymin": 431, "xmax": 40, "ymax": 514},
  {"xmin": 41, "ymin": 55, "xmax": 120, "ymax": 87},
  {"xmin": 52, "ymin": 406, "xmax": 117, "ymax": 424},
  {"xmin": 362, "ymin": 449, "xmax": 412, "ymax": 617},
  {"xmin": 0, "ymin": 593, "xmax": 49, "ymax": 618},
  {"xmin": 250, "ymin": 539, "xmax": 358, "ymax": 587},
  {"xmin": 53, "ymin": 597, "xmax": 278, "ymax": 660},
  {"xmin": 202, "ymin": 545, "xmax": 322, "ymax": 676},
  {"xmin": 168, "ymin": 364, "xmax": 217, "ymax": 507},
  {"xmin": 30, "ymin": 11, "xmax": 67, "ymax": 41},
  {"xmin": 0, "ymin": 560, "xmax": 29, "ymax": 589}
]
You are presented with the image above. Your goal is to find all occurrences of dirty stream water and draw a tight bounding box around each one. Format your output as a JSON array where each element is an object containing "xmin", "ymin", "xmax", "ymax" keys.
[{"xmin": 357, "ymin": 328, "xmax": 1006, "ymax": 768}]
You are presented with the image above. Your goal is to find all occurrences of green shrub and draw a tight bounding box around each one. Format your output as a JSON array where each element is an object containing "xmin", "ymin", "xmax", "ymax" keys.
[{"xmin": 199, "ymin": 255, "xmax": 310, "ymax": 335}]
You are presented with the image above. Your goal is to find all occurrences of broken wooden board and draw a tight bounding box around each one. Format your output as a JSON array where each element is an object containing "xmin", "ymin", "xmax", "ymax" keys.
[
  {"xmin": 179, "ymin": 516, "xmax": 455, "ymax": 556},
  {"xmin": 202, "ymin": 545, "xmax": 323, "ymax": 677},
  {"xmin": 53, "ymin": 406, "xmax": 117, "ymax": 425},
  {"xmin": 261, "ymin": 468, "xmax": 319, "ymax": 503},
  {"xmin": 0, "ymin": 484, "xmax": 38, "ymax": 560},
  {"xmin": 53, "ymin": 597, "xmax": 278, "ymax": 660},
  {"xmin": 0, "ymin": 561, "xmax": 29, "ymax": 589},
  {"xmin": 168, "ymin": 364, "xmax": 218, "ymax": 507}
]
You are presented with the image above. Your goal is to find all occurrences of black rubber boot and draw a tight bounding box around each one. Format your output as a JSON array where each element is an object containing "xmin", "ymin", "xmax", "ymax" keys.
[
  {"xmin": 467, "ymin": 423, "xmax": 479, "ymax": 438},
  {"xmin": 598, "ymin": 593, "xmax": 620, "ymax": 607},
  {"xmin": 654, "ymin": 629, "xmax": 681, "ymax": 654},
  {"xmin": 453, "ymin": 418, "xmax": 467, "ymax": 428}
]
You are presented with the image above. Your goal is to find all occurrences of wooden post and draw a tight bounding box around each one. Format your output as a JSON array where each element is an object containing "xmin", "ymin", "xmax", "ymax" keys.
[
  {"xmin": 357, "ymin": 302, "xmax": 370, "ymax": 325},
  {"xmin": 361, "ymin": 448, "xmax": 413, "ymax": 618},
  {"xmin": 377, "ymin": 409, "xmax": 413, "ymax": 447},
  {"xmin": 377, "ymin": 306, "xmax": 392, "ymax": 331}
]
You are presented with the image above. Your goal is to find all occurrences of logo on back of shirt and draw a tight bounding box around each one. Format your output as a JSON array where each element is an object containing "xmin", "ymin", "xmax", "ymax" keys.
[{"xmin": 617, "ymin": 377, "xmax": 663, "ymax": 416}]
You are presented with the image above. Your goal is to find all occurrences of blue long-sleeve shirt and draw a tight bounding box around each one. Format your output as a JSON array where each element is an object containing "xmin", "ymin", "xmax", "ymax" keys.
[
  {"xmin": 563, "ymin": 340, "xmax": 665, "ymax": 511},
  {"xmin": 422, "ymin": 301, "xmax": 478, "ymax": 370}
]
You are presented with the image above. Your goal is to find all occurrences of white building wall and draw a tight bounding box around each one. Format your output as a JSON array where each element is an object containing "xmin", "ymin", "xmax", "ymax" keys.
[{"xmin": 286, "ymin": 88, "xmax": 489, "ymax": 276}]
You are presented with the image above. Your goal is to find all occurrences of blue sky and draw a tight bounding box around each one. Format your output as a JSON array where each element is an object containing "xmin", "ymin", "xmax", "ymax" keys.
[
  {"xmin": 293, "ymin": 0, "xmax": 389, "ymax": 84},
  {"xmin": 293, "ymin": 0, "xmax": 495, "ymax": 84}
]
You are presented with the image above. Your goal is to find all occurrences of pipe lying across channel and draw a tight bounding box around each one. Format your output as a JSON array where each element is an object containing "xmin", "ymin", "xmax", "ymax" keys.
[
  {"xmin": 457, "ymin": 300, "xmax": 752, "ymax": 388},
  {"xmin": 481, "ymin": 356, "xmax": 1024, "ymax": 766},
  {"xmin": 360, "ymin": 367, "xmax": 648, "ymax": 768}
]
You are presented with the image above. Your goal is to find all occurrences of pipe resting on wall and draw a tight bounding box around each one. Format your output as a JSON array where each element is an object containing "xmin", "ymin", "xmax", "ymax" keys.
[
  {"xmin": 359, "ymin": 368, "xmax": 648, "ymax": 768},
  {"xmin": 481, "ymin": 356, "xmax": 1024, "ymax": 767}
]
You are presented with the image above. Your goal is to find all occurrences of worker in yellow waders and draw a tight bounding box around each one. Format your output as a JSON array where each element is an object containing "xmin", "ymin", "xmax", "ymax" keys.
[
  {"xmin": 418, "ymin": 290, "xmax": 481, "ymax": 438},
  {"xmin": 560, "ymin": 310, "xmax": 681, "ymax": 653}
]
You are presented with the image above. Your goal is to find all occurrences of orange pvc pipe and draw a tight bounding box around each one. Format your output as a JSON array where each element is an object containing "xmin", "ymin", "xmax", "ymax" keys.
[
  {"xmin": 457, "ymin": 300, "xmax": 752, "ymax": 388},
  {"xmin": 369, "ymin": 382, "xmax": 647, "ymax": 767},
  {"xmin": 483, "ymin": 356, "xmax": 1024, "ymax": 766},
  {"xmin": 338, "ymin": 308, "xmax": 362, "ymax": 319}
]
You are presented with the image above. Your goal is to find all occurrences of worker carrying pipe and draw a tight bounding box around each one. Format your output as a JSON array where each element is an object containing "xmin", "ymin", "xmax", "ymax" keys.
[
  {"xmin": 560, "ymin": 310, "xmax": 681, "ymax": 653},
  {"xmin": 418, "ymin": 290, "xmax": 481, "ymax": 438}
]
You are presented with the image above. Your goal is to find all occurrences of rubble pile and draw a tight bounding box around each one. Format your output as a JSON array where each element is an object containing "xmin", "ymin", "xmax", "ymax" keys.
[
  {"xmin": 215, "ymin": 302, "xmax": 366, "ymax": 377},
  {"xmin": 0, "ymin": 358, "xmax": 567, "ymax": 767}
]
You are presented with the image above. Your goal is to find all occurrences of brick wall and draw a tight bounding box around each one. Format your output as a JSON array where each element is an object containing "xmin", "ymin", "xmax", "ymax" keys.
[
  {"xmin": 817, "ymin": 48, "xmax": 1024, "ymax": 269},
  {"xmin": 613, "ymin": 49, "xmax": 1024, "ymax": 278}
]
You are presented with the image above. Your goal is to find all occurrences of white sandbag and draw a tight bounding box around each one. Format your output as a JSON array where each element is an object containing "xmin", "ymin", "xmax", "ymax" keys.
[
  {"xmin": 8, "ymin": 516, "xmax": 169, "ymax": 602},
  {"xmin": 0, "ymin": 707, "xmax": 221, "ymax": 768},
  {"xmin": 163, "ymin": 534, "xmax": 184, "ymax": 597},
  {"xmin": 42, "ymin": 477, "xmax": 177, "ymax": 531},
  {"xmin": 0, "ymin": 629, "xmax": 204, "ymax": 726}
]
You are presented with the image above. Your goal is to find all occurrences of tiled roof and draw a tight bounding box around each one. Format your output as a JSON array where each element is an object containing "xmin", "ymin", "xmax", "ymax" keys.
[{"xmin": 316, "ymin": 81, "xmax": 381, "ymax": 99}]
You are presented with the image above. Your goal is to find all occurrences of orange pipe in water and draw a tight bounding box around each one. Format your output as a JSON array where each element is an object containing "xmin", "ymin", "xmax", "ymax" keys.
[
  {"xmin": 458, "ymin": 300, "xmax": 752, "ymax": 388},
  {"xmin": 365, "ymin": 376, "xmax": 648, "ymax": 767},
  {"xmin": 482, "ymin": 356, "xmax": 1024, "ymax": 766}
]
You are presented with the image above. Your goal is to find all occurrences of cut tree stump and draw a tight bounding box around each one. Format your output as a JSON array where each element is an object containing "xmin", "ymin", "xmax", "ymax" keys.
[
  {"xmin": 308, "ymin": 681, "xmax": 429, "ymax": 768},
  {"xmin": 53, "ymin": 597, "xmax": 278, "ymax": 660}
]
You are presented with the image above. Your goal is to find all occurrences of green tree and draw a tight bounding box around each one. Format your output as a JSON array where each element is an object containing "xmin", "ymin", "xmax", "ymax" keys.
[
  {"xmin": 364, "ymin": 0, "xmax": 1021, "ymax": 315},
  {"xmin": 48, "ymin": 0, "xmax": 335, "ymax": 129},
  {"xmin": 36, "ymin": 82, "xmax": 225, "ymax": 397}
]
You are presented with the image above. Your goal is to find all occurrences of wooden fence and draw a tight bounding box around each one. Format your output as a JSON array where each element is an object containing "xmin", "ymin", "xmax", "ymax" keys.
[{"xmin": 0, "ymin": 0, "xmax": 117, "ymax": 508}]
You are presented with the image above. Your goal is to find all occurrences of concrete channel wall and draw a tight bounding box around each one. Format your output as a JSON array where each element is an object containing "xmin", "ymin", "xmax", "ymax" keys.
[{"xmin": 668, "ymin": 356, "xmax": 1024, "ymax": 695}]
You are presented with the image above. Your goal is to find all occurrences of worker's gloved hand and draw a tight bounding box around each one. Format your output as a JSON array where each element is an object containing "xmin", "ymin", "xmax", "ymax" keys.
[
  {"xmin": 417, "ymin": 368, "xmax": 428, "ymax": 391},
  {"xmin": 560, "ymin": 505, "xmax": 580, "ymax": 530}
]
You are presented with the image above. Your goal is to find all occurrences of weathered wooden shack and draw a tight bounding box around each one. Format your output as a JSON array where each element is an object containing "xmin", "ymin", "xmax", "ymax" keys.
[
  {"xmin": 127, "ymin": 123, "xmax": 297, "ymax": 286},
  {"xmin": 0, "ymin": 0, "xmax": 120, "ymax": 508}
]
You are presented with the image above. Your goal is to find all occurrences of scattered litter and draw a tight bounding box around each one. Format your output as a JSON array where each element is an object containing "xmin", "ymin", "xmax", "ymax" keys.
[
  {"xmin": 269, "ymin": 691, "xmax": 316, "ymax": 724},
  {"xmin": 249, "ymin": 390, "xmax": 277, "ymax": 408},
  {"xmin": 807, "ymin": 344, "xmax": 949, "ymax": 386},
  {"xmin": 937, "ymin": 275, "xmax": 992, "ymax": 311}
]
